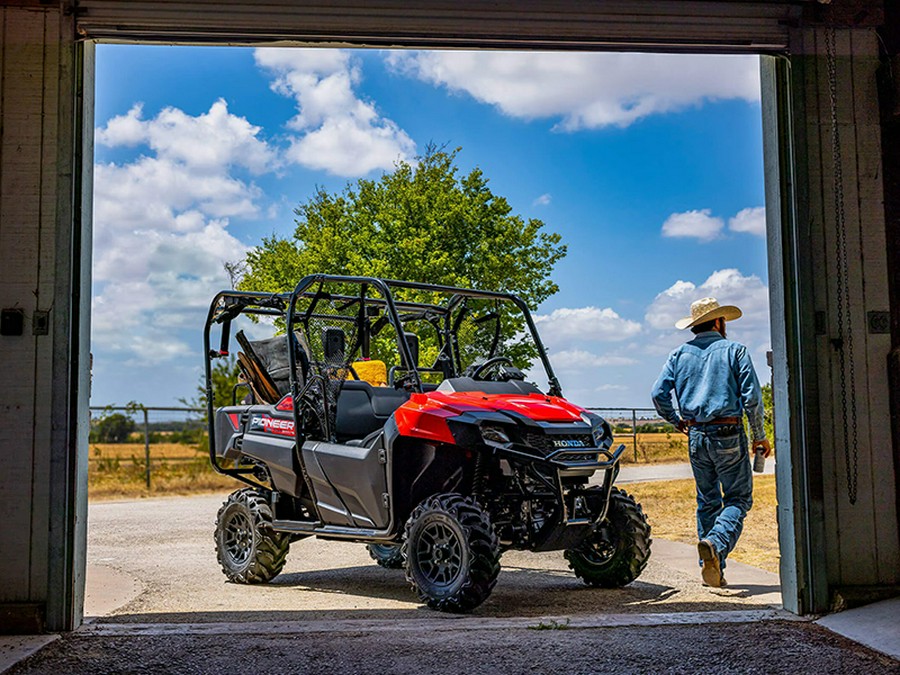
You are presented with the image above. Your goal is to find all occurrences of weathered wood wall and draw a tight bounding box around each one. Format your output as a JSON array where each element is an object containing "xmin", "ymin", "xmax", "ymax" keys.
[
  {"xmin": 802, "ymin": 27, "xmax": 897, "ymax": 591},
  {"xmin": 0, "ymin": 2, "xmax": 87, "ymax": 632},
  {"xmin": 767, "ymin": 26, "xmax": 899, "ymax": 612}
]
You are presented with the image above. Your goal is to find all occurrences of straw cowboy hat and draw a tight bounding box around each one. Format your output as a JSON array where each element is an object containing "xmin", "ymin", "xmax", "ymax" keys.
[{"xmin": 675, "ymin": 297, "xmax": 742, "ymax": 330}]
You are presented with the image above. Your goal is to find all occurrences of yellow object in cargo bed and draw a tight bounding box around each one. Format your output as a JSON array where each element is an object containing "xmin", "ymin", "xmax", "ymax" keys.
[{"xmin": 353, "ymin": 360, "xmax": 388, "ymax": 387}]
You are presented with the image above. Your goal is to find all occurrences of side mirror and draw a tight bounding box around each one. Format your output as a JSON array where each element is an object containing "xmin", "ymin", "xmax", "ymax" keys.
[{"xmin": 401, "ymin": 332, "xmax": 419, "ymax": 369}]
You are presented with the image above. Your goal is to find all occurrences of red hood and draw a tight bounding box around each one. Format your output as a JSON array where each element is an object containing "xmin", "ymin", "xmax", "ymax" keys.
[{"xmin": 410, "ymin": 391, "xmax": 585, "ymax": 422}]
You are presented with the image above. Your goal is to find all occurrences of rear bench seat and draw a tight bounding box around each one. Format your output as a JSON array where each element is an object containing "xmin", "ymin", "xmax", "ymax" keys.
[{"xmin": 334, "ymin": 380, "xmax": 409, "ymax": 442}]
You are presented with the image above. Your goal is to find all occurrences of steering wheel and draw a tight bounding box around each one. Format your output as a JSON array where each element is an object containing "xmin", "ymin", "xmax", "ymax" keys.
[{"xmin": 470, "ymin": 356, "xmax": 515, "ymax": 381}]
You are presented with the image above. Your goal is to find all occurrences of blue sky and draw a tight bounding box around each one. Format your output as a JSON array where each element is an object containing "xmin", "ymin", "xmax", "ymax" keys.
[{"xmin": 91, "ymin": 45, "xmax": 770, "ymax": 409}]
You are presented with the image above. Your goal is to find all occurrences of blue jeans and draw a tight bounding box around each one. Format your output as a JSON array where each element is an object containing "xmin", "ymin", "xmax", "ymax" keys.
[{"xmin": 688, "ymin": 423, "xmax": 753, "ymax": 568}]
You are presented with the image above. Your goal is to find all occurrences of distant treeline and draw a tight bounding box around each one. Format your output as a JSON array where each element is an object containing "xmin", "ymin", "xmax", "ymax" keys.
[{"xmin": 89, "ymin": 412, "xmax": 205, "ymax": 444}]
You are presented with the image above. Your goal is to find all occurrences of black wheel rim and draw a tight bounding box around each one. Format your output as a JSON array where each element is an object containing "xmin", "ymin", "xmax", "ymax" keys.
[
  {"xmin": 224, "ymin": 510, "xmax": 253, "ymax": 566},
  {"xmin": 581, "ymin": 530, "xmax": 618, "ymax": 566},
  {"xmin": 416, "ymin": 520, "xmax": 463, "ymax": 588}
]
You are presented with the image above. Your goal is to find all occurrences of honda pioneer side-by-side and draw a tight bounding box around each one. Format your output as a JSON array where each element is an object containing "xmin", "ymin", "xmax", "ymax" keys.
[{"xmin": 204, "ymin": 275, "xmax": 651, "ymax": 612}]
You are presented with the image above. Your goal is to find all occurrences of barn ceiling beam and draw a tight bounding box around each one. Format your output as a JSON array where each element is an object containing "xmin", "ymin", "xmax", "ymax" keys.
[{"xmin": 72, "ymin": 0, "xmax": 812, "ymax": 53}]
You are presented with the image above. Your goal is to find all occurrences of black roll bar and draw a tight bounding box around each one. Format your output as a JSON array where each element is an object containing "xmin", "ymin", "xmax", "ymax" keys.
[{"xmin": 204, "ymin": 276, "xmax": 564, "ymax": 477}]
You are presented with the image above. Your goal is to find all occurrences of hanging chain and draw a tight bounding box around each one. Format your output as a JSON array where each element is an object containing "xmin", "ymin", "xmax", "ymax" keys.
[{"xmin": 825, "ymin": 27, "xmax": 859, "ymax": 505}]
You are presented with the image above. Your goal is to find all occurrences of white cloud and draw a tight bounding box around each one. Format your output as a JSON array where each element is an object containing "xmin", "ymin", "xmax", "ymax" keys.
[
  {"xmin": 595, "ymin": 384, "xmax": 628, "ymax": 392},
  {"xmin": 551, "ymin": 349, "xmax": 637, "ymax": 370},
  {"xmin": 91, "ymin": 101, "xmax": 269, "ymax": 363},
  {"xmin": 534, "ymin": 306, "xmax": 642, "ymax": 344},
  {"xmin": 96, "ymin": 100, "xmax": 278, "ymax": 175},
  {"xmin": 533, "ymin": 193, "xmax": 552, "ymax": 207},
  {"xmin": 661, "ymin": 209, "xmax": 723, "ymax": 242},
  {"xmin": 644, "ymin": 269, "xmax": 770, "ymax": 355},
  {"xmin": 255, "ymin": 48, "xmax": 415, "ymax": 176},
  {"xmin": 729, "ymin": 206, "xmax": 766, "ymax": 236},
  {"xmin": 387, "ymin": 51, "xmax": 759, "ymax": 130}
]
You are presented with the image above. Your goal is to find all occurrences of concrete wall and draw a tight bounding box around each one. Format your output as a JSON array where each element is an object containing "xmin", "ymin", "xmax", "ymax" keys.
[{"xmin": 0, "ymin": 3, "xmax": 88, "ymax": 632}]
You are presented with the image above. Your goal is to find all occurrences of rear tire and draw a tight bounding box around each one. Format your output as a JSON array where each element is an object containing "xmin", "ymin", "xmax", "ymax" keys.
[
  {"xmin": 403, "ymin": 494, "xmax": 500, "ymax": 613},
  {"xmin": 367, "ymin": 543, "xmax": 404, "ymax": 569},
  {"xmin": 564, "ymin": 487, "xmax": 651, "ymax": 588},
  {"xmin": 215, "ymin": 488, "xmax": 290, "ymax": 583}
]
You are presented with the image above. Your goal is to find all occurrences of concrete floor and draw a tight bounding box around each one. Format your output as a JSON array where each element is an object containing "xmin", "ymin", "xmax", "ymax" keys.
[
  {"xmin": 79, "ymin": 493, "xmax": 782, "ymax": 623},
  {"xmin": 3, "ymin": 488, "xmax": 897, "ymax": 673},
  {"xmin": 7, "ymin": 615, "xmax": 898, "ymax": 674}
]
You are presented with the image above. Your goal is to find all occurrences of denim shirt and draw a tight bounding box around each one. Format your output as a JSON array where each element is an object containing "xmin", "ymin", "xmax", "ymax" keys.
[{"xmin": 650, "ymin": 331, "xmax": 766, "ymax": 441}]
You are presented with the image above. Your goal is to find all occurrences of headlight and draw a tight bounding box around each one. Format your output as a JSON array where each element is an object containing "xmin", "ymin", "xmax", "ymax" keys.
[
  {"xmin": 581, "ymin": 412, "xmax": 611, "ymax": 448},
  {"xmin": 481, "ymin": 425, "xmax": 511, "ymax": 445}
]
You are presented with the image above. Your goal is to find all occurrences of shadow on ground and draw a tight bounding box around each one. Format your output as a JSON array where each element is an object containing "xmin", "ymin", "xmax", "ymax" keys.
[{"xmin": 99, "ymin": 564, "xmax": 764, "ymax": 624}]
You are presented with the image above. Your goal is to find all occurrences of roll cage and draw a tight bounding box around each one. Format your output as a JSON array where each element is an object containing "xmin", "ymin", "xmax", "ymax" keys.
[{"xmin": 203, "ymin": 274, "xmax": 563, "ymax": 480}]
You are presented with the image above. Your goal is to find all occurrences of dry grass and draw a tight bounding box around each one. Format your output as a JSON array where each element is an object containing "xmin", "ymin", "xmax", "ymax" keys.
[
  {"xmin": 626, "ymin": 474, "xmax": 779, "ymax": 573},
  {"xmin": 614, "ymin": 432, "xmax": 689, "ymax": 464},
  {"xmin": 90, "ymin": 442, "xmax": 201, "ymax": 459},
  {"xmin": 90, "ymin": 440, "xmax": 778, "ymax": 575},
  {"xmin": 89, "ymin": 442, "xmax": 235, "ymax": 501}
]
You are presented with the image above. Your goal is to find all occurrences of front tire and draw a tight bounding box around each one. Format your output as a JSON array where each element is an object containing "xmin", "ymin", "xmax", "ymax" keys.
[
  {"xmin": 403, "ymin": 494, "xmax": 500, "ymax": 613},
  {"xmin": 215, "ymin": 488, "xmax": 290, "ymax": 583},
  {"xmin": 367, "ymin": 543, "xmax": 404, "ymax": 569},
  {"xmin": 564, "ymin": 487, "xmax": 651, "ymax": 588}
]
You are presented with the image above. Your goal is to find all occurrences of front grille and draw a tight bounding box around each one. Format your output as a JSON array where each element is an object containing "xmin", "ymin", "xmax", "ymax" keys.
[
  {"xmin": 555, "ymin": 451, "xmax": 600, "ymax": 464},
  {"xmin": 523, "ymin": 432, "xmax": 594, "ymax": 454}
]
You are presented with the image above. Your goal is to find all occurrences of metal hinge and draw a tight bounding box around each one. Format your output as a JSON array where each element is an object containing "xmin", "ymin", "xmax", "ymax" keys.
[
  {"xmin": 382, "ymin": 493, "xmax": 390, "ymax": 509},
  {"xmin": 378, "ymin": 449, "xmax": 387, "ymax": 464}
]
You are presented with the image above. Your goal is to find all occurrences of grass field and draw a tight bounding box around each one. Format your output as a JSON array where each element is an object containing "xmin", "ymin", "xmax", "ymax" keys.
[
  {"xmin": 88, "ymin": 442, "xmax": 234, "ymax": 500},
  {"xmin": 626, "ymin": 474, "xmax": 779, "ymax": 574},
  {"xmin": 88, "ymin": 433, "xmax": 687, "ymax": 499},
  {"xmin": 612, "ymin": 432, "xmax": 689, "ymax": 464},
  {"xmin": 87, "ymin": 432, "xmax": 693, "ymax": 500},
  {"xmin": 89, "ymin": 439, "xmax": 780, "ymax": 573}
]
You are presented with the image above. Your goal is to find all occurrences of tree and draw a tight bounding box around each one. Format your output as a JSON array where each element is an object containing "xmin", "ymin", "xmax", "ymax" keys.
[
  {"xmin": 183, "ymin": 355, "xmax": 242, "ymax": 415},
  {"xmin": 239, "ymin": 146, "xmax": 565, "ymax": 304},
  {"xmin": 91, "ymin": 413, "xmax": 136, "ymax": 443},
  {"xmin": 237, "ymin": 146, "xmax": 566, "ymax": 371},
  {"xmin": 761, "ymin": 382, "xmax": 775, "ymax": 443}
]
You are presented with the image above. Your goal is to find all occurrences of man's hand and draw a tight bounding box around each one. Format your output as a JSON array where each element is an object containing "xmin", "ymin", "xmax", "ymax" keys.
[
  {"xmin": 676, "ymin": 419, "xmax": 689, "ymax": 435},
  {"xmin": 753, "ymin": 439, "xmax": 772, "ymax": 457}
]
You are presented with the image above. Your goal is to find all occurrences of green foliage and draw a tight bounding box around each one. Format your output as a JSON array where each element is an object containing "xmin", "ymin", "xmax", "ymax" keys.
[
  {"xmin": 183, "ymin": 354, "xmax": 242, "ymax": 415},
  {"xmin": 240, "ymin": 146, "xmax": 565, "ymax": 303},
  {"xmin": 528, "ymin": 618, "xmax": 571, "ymax": 631},
  {"xmin": 90, "ymin": 413, "xmax": 136, "ymax": 443},
  {"xmin": 761, "ymin": 382, "xmax": 775, "ymax": 441},
  {"xmin": 636, "ymin": 422, "xmax": 676, "ymax": 434},
  {"xmin": 236, "ymin": 146, "xmax": 566, "ymax": 373}
]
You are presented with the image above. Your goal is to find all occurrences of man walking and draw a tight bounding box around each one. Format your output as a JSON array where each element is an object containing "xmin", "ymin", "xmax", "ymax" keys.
[{"xmin": 651, "ymin": 297, "xmax": 771, "ymax": 587}]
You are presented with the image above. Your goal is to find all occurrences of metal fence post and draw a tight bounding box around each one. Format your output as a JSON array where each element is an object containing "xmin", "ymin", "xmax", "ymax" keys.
[
  {"xmin": 143, "ymin": 407, "xmax": 151, "ymax": 489},
  {"xmin": 632, "ymin": 409, "xmax": 638, "ymax": 462}
]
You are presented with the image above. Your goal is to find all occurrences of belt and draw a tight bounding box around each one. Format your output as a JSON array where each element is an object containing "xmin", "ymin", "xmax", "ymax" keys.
[{"xmin": 685, "ymin": 416, "xmax": 740, "ymax": 427}]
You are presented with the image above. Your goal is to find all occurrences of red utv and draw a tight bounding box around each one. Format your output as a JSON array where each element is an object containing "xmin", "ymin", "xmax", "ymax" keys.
[{"xmin": 205, "ymin": 275, "xmax": 650, "ymax": 612}]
